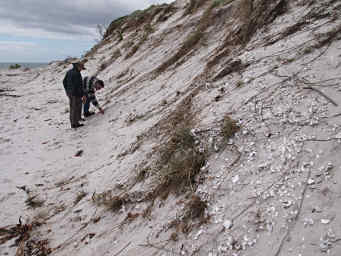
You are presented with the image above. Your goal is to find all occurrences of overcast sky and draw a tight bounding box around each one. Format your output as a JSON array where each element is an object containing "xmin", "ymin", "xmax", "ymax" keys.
[{"xmin": 0, "ymin": 0, "xmax": 173, "ymax": 63}]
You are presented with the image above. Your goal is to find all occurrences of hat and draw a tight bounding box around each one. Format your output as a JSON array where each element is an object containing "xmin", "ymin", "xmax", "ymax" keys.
[{"xmin": 72, "ymin": 61, "xmax": 86, "ymax": 70}]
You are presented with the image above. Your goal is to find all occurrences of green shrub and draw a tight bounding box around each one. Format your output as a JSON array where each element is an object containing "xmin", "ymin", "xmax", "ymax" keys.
[{"xmin": 9, "ymin": 64, "xmax": 21, "ymax": 69}]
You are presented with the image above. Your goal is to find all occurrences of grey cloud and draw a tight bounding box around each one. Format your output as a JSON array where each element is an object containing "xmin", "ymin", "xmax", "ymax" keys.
[{"xmin": 0, "ymin": 0, "xmax": 173, "ymax": 38}]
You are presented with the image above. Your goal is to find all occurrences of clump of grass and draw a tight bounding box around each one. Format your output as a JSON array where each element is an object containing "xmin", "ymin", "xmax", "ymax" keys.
[
  {"xmin": 122, "ymin": 41, "xmax": 134, "ymax": 50},
  {"xmin": 9, "ymin": 64, "xmax": 21, "ymax": 69},
  {"xmin": 168, "ymin": 195, "xmax": 209, "ymax": 234},
  {"xmin": 117, "ymin": 30, "xmax": 123, "ymax": 41},
  {"xmin": 25, "ymin": 195, "xmax": 44, "ymax": 209},
  {"xmin": 236, "ymin": 80, "xmax": 244, "ymax": 88},
  {"xmin": 105, "ymin": 4, "xmax": 174, "ymax": 39},
  {"xmin": 155, "ymin": 127, "xmax": 206, "ymax": 199},
  {"xmin": 183, "ymin": 195, "xmax": 208, "ymax": 220},
  {"xmin": 211, "ymin": 0, "xmax": 233, "ymax": 8},
  {"xmin": 156, "ymin": 5, "xmax": 213, "ymax": 74},
  {"xmin": 73, "ymin": 191, "xmax": 88, "ymax": 206},
  {"xmin": 314, "ymin": 24, "xmax": 341, "ymax": 49},
  {"xmin": 119, "ymin": 212, "xmax": 140, "ymax": 228},
  {"xmin": 104, "ymin": 15, "xmax": 128, "ymax": 39},
  {"xmin": 125, "ymin": 45, "xmax": 139, "ymax": 59},
  {"xmin": 96, "ymin": 49, "xmax": 121, "ymax": 73},
  {"xmin": 125, "ymin": 24, "xmax": 153, "ymax": 59},
  {"xmin": 213, "ymin": 59, "xmax": 243, "ymax": 81},
  {"xmin": 144, "ymin": 23, "xmax": 154, "ymax": 34},
  {"xmin": 112, "ymin": 49, "xmax": 122, "ymax": 59},
  {"xmin": 92, "ymin": 191, "xmax": 127, "ymax": 212},
  {"xmin": 221, "ymin": 0, "xmax": 287, "ymax": 50},
  {"xmin": 221, "ymin": 115, "xmax": 240, "ymax": 141},
  {"xmin": 184, "ymin": 0, "xmax": 209, "ymax": 16}
]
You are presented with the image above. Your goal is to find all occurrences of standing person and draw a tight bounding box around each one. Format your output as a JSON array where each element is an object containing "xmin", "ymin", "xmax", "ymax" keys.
[
  {"xmin": 63, "ymin": 61, "xmax": 86, "ymax": 128},
  {"xmin": 83, "ymin": 76, "xmax": 105, "ymax": 117}
]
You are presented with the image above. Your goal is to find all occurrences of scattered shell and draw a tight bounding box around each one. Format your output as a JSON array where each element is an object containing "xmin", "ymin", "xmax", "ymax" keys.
[
  {"xmin": 307, "ymin": 178, "xmax": 315, "ymax": 185},
  {"xmin": 303, "ymin": 218, "xmax": 314, "ymax": 227},
  {"xmin": 282, "ymin": 200, "xmax": 293, "ymax": 209},
  {"xmin": 232, "ymin": 175, "xmax": 240, "ymax": 184},
  {"xmin": 194, "ymin": 229, "xmax": 204, "ymax": 240},
  {"xmin": 223, "ymin": 219, "xmax": 233, "ymax": 230},
  {"xmin": 321, "ymin": 219, "xmax": 331, "ymax": 225}
]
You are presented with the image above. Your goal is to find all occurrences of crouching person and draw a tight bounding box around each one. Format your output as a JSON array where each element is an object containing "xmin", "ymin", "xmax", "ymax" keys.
[{"xmin": 83, "ymin": 76, "xmax": 105, "ymax": 117}]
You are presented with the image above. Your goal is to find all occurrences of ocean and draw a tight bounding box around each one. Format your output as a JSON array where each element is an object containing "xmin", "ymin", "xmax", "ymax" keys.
[{"xmin": 0, "ymin": 62, "xmax": 48, "ymax": 70}]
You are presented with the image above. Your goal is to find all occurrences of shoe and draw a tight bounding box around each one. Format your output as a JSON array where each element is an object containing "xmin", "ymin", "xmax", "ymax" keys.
[
  {"xmin": 71, "ymin": 123, "xmax": 84, "ymax": 128},
  {"xmin": 84, "ymin": 112, "xmax": 95, "ymax": 117},
  {"xmin": 80, "ymin": 118, "xmax": 86, "ymax": 121}
]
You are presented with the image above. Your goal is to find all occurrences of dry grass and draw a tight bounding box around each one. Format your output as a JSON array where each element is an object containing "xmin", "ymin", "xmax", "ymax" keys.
[
  {"xmin": 155, "ymin": 5, "xmax": 214, "ymax": 74},
  {"xmin": 183, "ymin": 0, "xmax": 209, "ymax": 16},
  {"xmin": 97, "ymin": 48, "xmax": 122, "ymax": 73},
  {"xmin": 0, "ymin": 218, "xmax": 51, "ymax": 255},
  {"xmin": 25, "ymin": 195, "xmax": 44, "ymax": 209},
  {"xmin": 221, "ymin": 115, "xmax": 240, "ymax": 141},
  {"xmin": 125, "ymin": 26, "xmax": 151, "ymax": 59},
  {"xmin": 105, "ymin": 4, "xmax": 175, "ymax": 39},
  {"xmin": 183, "ymin": 195, "xmax": 207, "ymax": 220},
  {"xmin": 224, "ymin": 0, "xmax": 287, "ymax": 47},
  {"xmin": 112, "ymin": 49, "xmax": 122, "ymax": 59},
  {"xmin": 98, "ymin": 61, "xmax": 110, "ymax": 72},
  {"xmin": 92, "ymin": 191, "xmax": 127, "ymax": 212},
  {"xmin": 73, "ymin": 191, "xmax": 88, "ymax": 206},
  {"xmin": 211, "ymin": 0, "xmax": 233, "ymax": 8},
  {"xmin": 207, "ymin": 0, "xmax": 287, "ymax": 70},
  {"xmin": 153, "ymin": 126, "xmax": 206, "ymax": 199},
  {"xmin": 213, "ymin": 59, "xmax": 244, "ymax": 81},
  {"xmin": 168, "ymin": 195, "xmax": 209, "ymax": 234},
  {"xmin": 314, "ymin": 24, "xmax": 341, "ymax": 49}
]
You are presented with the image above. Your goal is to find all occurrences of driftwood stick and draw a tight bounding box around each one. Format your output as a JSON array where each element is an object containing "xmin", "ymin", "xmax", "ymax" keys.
[
  {"xmin": 273, "ymin": 170, "xmax": 311, "ymax": 256},
  {"xmin": 0, "ymin": 93, "xmax": 21, "ymax": 98},
  {"xmin": 113, "ymin": 242, "xmax": 131, "ymax": 256},
  {"xmin": 303, "ymin": 86, "xmax": 338, "ymax": 106}
]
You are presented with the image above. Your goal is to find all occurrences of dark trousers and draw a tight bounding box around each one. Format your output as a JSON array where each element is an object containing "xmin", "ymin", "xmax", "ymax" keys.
[
  {"xmin": 83, "ymin": 96, "xmax": 91, "ymax": 114},
  {"xmin": 68, "ymin": 94, "xmax": 82, "ymax": 126}
]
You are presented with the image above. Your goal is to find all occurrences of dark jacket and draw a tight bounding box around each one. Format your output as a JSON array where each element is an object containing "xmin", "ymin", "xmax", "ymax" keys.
[
  {"xmin": 63, "ymin": 65, "xmax": 84, "ymax": 97},
  {"xmin": 83, "ymin": 76, "xmax": 99, "ymax": 107}
]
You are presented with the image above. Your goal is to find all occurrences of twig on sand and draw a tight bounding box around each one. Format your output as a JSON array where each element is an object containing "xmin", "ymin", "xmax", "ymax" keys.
[
  {"xmin": 113, "ymin": 241, "xmax": 131, "ymax": 256},
  {"xmin": 273, "ymin": 170, "xmax": 311, "ymax": 256},
  {"xmin": 303, "ymin": 86, "xmax": 338, "ymax": 106},
  {"xmin": 139, "ymin": 236, "xmax": 181, "ymax": 255},
  {"xmin": 0, "ymin": 93, "xmax": 21, "ymax": 98},
  {"xmin": 301, "ymin": 138, "xmax": 341, "ymax": 142}
]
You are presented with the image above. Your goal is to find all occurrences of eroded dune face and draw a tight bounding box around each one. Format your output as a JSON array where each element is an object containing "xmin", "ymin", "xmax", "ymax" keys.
[{"xmin": 1, "ymin": 0, "xmax": 341, "ymax": 255}]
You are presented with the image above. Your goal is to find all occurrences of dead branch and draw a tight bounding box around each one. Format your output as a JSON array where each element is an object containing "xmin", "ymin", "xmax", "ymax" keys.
[
  {"xmin": 0, "ymin": 93, "xmax": 21, "ymax": 98},
  {"xmin": 113, "ymin": 241, "xmax": 132, "ymax": 256},
  {"xmin": 302, "ymin": 86, "xmax": 338, "ymax": 106},
  {"xmin": 273, "ymin": 170, "xmax": 311, "ymax": 256},
  {"xmin": 139, "ymin": 236, "xmax": 181, "ymax": 255}
]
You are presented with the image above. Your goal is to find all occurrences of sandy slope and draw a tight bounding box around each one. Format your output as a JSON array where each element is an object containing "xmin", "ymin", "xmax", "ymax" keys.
[{"xmin": 1, "ymin": 0, "xmax": 341, "ymax": 255}]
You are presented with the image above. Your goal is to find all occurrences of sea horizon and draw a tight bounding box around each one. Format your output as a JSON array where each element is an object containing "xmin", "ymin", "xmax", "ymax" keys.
[{"xmin": 0, "ymin": 62, "xmax": 48, "ymax": 70}]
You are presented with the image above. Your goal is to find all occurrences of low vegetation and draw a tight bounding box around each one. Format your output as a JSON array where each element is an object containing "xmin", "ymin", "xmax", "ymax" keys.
[
  {"xmin": 104, "ymin": 4, "xmax": 176, "ymax": 39},
  {"xmin": 183, "ymin": 0, "xmax": 209, "ymax": 16},
  {"xmin": 0, "ymin": 218, "xmax": 51, "ymax": 255},
  {"xmin": 169, "ymin": 195, "xmax": 209, "ymax": 234},
  {"xmin": 221, "ymin": 115, "xmax": 240, "ymax": 141},
  {"xmin": 154, "ymin": 127, "xmax": 206, "ymax": 198},
  {"xmin": 9, "ymin": 64, "xmax": 21, "ymax": 69},
  {"xmin": 155, "ymin": 4, "xmax": 214, "ymax": 74},
  {"xmin": 92, "ymin": 191, "xmax": 127, "ymax": 212},
  {"xmin": 125, "ymin": 24, "xmax": 153, "ymax": 59}
]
